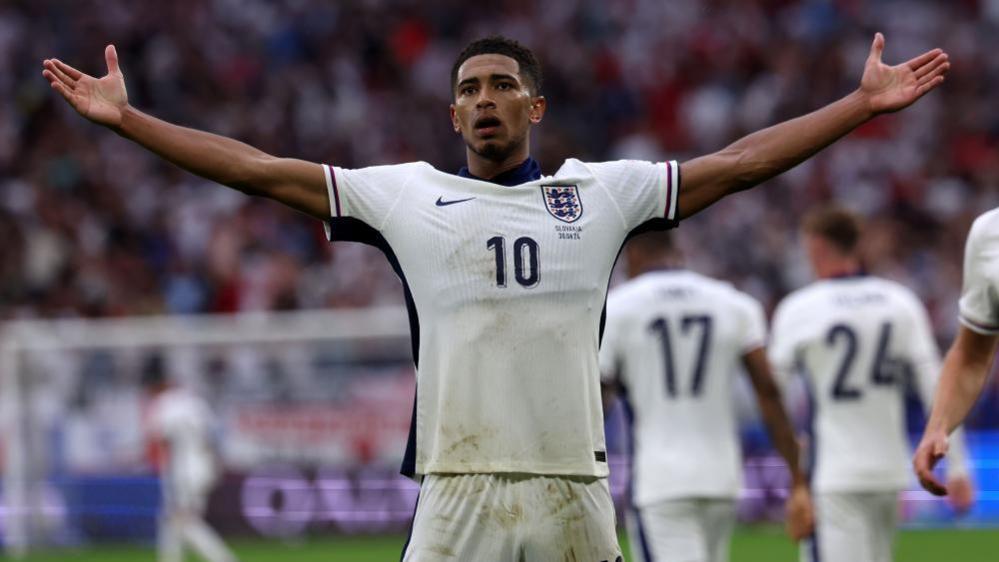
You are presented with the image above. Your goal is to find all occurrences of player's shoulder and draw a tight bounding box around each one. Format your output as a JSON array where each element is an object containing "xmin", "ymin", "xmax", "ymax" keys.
[
  {"xmin": 335, "ymin": 161, "xmax": 434, "ymax": 184},
  {"xmin": 561, "ymin": 158, "xmax": 663, "ymax": 179},
  {"xmin": 607, "ymin": 272, "xmax": 658, "ymax": 308},
  {"xmin": 678, "ymin": 271, "xmax": 756, "ymax": 305},
  {"xmin": 871, "ymin": 277, "xmax": 928, "ymax": 314},
  {"xmin": 697, "ymin": 272, "xmax": 755, "ymax": 300},
  {"xmin": 612, "ymin": 270, "xmax": 754, "ymax": 309},
  {"xmin": 970, "ymin": 207, "xmax": 999, "ymax": 235},
  {"xmin": 607, "ymin": 269, "xmax": 686, "ymax": 310},
  {"xmin": 966, "ymin": 208, "xmax": 999, "ymax": 250},
  {"xmin": 342, "ymin": 161, "xmax": 431, "ymax": 173},
  {"xmin": 774, "ymin": 282, "xmax": 825, "ymax": 315}
]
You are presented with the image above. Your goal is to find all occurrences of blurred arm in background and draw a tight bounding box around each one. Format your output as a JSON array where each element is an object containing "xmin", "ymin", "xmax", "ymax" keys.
[
  {"xmin": 678, "ymin": 33, "xmax": 949, "ymax": 219},
  {"xmin": 742, "ymin": 347, "xmax": 814, "ymax": 541},
  {"xmin": 42, "ymin": 45, "xmax": 330, "ymax": 220}
]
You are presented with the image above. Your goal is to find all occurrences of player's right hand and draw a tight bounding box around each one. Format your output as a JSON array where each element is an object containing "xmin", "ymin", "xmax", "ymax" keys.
[
  {"xmin": 785, "ymin": 483, "xmax": 815, "ymax": 541},
  {"xmin": 913, "ymin": 429, "xmax": 949, "ymax": 496},
  {"xmin": 42, "ymin": 45, "xmax": 128, "ymax": 128}
]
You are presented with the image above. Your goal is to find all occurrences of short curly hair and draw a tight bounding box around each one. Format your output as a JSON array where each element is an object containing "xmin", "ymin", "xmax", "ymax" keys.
[{"xmin": 450, "ymin": 36, "xmax": 542, "ymax": 97}]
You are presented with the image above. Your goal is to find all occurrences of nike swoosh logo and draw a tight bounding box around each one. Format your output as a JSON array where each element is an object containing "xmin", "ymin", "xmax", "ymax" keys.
[{"xmin": 435, "ymin": 196, "xmax": 476, "ymax": 207}]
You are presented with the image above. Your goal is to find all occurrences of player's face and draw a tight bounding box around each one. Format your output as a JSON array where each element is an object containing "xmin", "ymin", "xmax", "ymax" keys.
[{"xmin": 450, "ymin": 54, "xmax": 545, "ymax": 162}]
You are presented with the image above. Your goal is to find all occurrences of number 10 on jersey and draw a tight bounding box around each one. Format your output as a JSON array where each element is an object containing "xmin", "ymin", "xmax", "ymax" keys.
[{"xmin": 487, "ymin": 236, "xmax": 540, "ymax": 288}]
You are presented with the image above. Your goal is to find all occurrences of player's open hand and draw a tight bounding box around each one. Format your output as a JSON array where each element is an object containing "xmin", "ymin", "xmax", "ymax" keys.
[
  {"xmin": 42, "ymin": 45, "xmax": 127, "ymax": 128},
  {"xmin": 859, "ymin": 33, "xmax": 949, "ymax": 115},
  {"xmin": 784, "ymin": 483, "xmax": 815, "ymax": 541},
  {"xmin": 913, "ymin": 429, "xmax": 949, "ymax": 496}
]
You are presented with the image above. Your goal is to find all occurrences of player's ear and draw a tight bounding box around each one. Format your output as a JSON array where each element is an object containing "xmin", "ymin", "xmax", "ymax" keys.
[
  {"xmin": 449, "ymin": 104, "xmax": 461, "ymax": 133},
  {"xmin": 529, "ymin": 96, "xmax": 546, "ymax": 124}
]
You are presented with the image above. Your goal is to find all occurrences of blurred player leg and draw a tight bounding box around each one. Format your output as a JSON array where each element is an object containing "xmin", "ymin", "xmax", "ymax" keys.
[
  {"xmin": 701, "ymin": 498, "xmax": 737, "ymax": 562},
  {"xmin": 180, "ymin": 516, "xmax": 239, "ymax": 562},
  {"xmin": 870, "ymin": 492, "xmax": 898, "ymax": 562},
  {"xmin": 171, "ymin": 477, "xmax": 238, "ymax": 562},
  {"xmin": 625, "ymin": 508, "xmax": 652, "ymax": 562},
  {"xmin": 806, "ymin": 492, "xmax": 890, "ymax": 562},
  {"xmin": 631, "ymin": 498, "xmax": 707, "ymax": 562},
  {"xmin": 157, "ymin": 514, "xmax": 182, "ymax": 562}
]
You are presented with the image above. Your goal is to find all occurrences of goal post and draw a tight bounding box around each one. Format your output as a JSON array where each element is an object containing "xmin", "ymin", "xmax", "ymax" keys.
[{"xmin": 0, "ymin": 307, "xmax": 415, "ymax": 557}]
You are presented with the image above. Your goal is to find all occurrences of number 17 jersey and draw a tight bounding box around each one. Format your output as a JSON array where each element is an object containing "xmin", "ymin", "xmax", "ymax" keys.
[
  {"xmin": 598, "ymin": 270, "xmax": 768, "ymax": 506},
  {"xmin": 322, "ymin": 158, "xmax": 680, "ymax": 478}
]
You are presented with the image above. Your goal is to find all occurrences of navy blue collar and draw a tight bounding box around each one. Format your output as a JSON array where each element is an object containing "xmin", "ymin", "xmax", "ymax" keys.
[
  {"xmin": 827, "ymin": 269, "xmax": 867, "ymax": 280},
  {"xmin": 644, "ymin": 266, "xmax": 684, "ymax": 274},
  {"xmin": 457, "ymin": 157, "xmax": 542, "ymax": 187}
]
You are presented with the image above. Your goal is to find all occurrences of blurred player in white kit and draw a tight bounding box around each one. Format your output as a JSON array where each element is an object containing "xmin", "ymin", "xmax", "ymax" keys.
[
  {"xmin": 143, "ymin": 354, "xmax": 238, "ymax": 562},
  {"xmin": 770, "ymin": 207, "xmax": 973, "ymax": 562},
  {"xmin": 600, "ymin": 231, "xmax": 814, "ymax": 562}
]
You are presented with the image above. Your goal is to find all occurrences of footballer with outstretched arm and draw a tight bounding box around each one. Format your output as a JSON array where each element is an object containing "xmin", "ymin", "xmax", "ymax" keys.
[{"xmin": 44, "ymin": 33, "xmax": 949, "ymax": 561}]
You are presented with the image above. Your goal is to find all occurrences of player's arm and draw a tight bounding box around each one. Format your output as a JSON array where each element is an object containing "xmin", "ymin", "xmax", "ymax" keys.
[
  {"xmin": 742, "ymin": 347, "xmax": 814, "ymax": 541},
  {"xmin": 678, "ymin": 33, "xmax": 949, "ymax": 218},
  {"xmin": 600, "ymin": 382, "xmax": 618, "ymax": 415},
  {"xmin": 914, "ymin": 325, "xmax": 998, "ymax": 495},
  {"xmin": 42, "ymin": 45, "xmax": 329, "ymax": 219},
  {"xmin": 903, "ymin": 303, "xmax": 974, "ymax": 511}
]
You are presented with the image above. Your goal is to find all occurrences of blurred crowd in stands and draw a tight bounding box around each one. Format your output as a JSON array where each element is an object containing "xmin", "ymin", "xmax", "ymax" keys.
[{"xmin": 3, "ymin": 0, "xmax": 999, "ymax": 424}]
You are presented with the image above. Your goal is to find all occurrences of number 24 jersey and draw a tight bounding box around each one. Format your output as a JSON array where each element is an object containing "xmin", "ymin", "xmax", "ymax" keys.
[
  {"xmin": 322, "ymin": 158, "xmax": 680, "ymax": 478},
  {"xmin": 769, "ymin": 276, "xmax": 968, "ymax": 493}
]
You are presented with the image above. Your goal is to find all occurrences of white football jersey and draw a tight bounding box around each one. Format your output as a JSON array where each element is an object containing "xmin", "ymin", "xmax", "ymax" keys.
[
  {"xmin": 959, "ymin": 208, "xmax": 999, "ymax": 335},
  {"xmin": 770, "ymin": 276, "xmax": 968, "ymax": 493},
  {"xmin": 323, "ymin": 158, "xmax": 680, "ymax": 477},
  {"xmin": 147, "ymin": 388, "xmax": 217, "ymax": 489},
  {"xmin": 599, "ymin": 270, "xmax": 767, "ymax": 506}
]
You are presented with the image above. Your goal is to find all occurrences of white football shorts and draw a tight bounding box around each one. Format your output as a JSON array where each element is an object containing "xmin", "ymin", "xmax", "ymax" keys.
[
  {"xmin": 163, "ymin": 466, "xmax": 216, "ymax": 514},
  {"xmin": 801, "ymin": 491, "xmax": 897, "ymax": 562},
  {"xmin": 401, "ymin": 473, "xmax": 622, "ymax": 562},
  {"xmin": 627, "ymin": 497, "xmax": 737, "ymax": 562}
]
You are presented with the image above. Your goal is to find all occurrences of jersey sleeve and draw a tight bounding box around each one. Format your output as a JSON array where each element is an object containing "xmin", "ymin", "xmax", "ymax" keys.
[
  {"xmin": 958, "ymin": 215, "xmax": 999, "ymax": 334},
  {"xmin": 584, "ymin": 160, "xmax": 680, "ymax": 231},
  {"xmin": 322, "ymin": 163, "xmax": 416, "ymax": 240}
]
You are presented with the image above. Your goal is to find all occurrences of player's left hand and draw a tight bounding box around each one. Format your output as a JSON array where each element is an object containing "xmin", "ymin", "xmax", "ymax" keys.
[
  {"xmin": 785, "ymin": 483, "xmax": 815, "ymax": 541},
  {"xmin": 859, "ymin": 32, "xmax": 950, "ymax": 115},
  {"xmin": 947, "ymin": 476, "xmax": 975, "ymax": 515},
  {"xmin": 913, "ymin": 429, "xmax": 949, "ymax": 495}
]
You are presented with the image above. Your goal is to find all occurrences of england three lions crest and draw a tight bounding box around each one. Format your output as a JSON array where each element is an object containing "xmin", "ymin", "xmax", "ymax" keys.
[{"xmin": 541, "ymin": 185, "xmax": 583, "ymax": 223}]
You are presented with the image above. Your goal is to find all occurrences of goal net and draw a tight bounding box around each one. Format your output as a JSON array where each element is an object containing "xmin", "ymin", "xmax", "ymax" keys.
[{"xmin": 0, "ymin": 307, "xmax": 420, "ymax": 557}]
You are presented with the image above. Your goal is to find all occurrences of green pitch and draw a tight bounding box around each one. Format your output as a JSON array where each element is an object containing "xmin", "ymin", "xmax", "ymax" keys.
[{"xmin": 5, "ymin": 527, "xmax": 998, "ymax": 561}]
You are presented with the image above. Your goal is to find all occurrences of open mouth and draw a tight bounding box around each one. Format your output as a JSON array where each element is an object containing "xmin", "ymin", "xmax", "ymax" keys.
[{"xmin": 474, "ymin": 116, "xmax": 502, "ymax": 135}]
